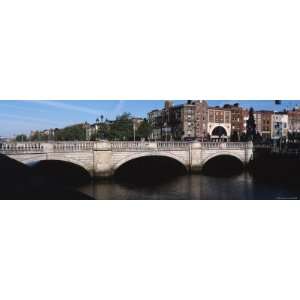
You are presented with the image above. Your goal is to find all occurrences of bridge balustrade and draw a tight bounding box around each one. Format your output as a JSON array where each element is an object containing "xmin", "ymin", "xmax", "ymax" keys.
[
  {"xmin": 0, "ymin": 143, "xmax": 44, "ymax": 153},
  {"xmin": 0, "ymin": 141, "xmax": 252, "ymax": 154},
  {"xmin": 157, "ymin": 141, "xmax": 189, "ymax": 149},
  {"xmin": 200, "ymin": 142, "xmax": 252, "ymax": 149},
  {"xmin": 110, "ymin": 141, "xmax": 189, "ymax": 151},
  {"xmin": 53, "ymin": 142, "xmax": 94, "ymax": 152}
]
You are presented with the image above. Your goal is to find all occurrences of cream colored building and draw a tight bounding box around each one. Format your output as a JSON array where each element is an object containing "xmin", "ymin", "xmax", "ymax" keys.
[
  {"xmin": 207, "ymin": 107, "xmax": 231, "ymax": 139},
  {"xmin": 271, "ymin": 113, "xmax": 288, "ymax": 139}
]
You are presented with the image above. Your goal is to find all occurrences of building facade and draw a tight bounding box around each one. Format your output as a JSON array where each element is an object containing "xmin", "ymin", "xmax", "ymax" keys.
[
  {"xmin": 260, "ymin": 111, "xmax": 272, "ymax": 139},
  {"xmin": 288, "ymin": 108, "xmax": 300, "ymax": 133},
  {"xmin": 207, "ymin": 107, "xmax": 231, "ymax": 139},
  {"xmin": 148, "ymin": 100, "xmax": 208, "ymax": 140},
  {"xmin": 271, "ymin": 113, "xmax": 288, "ymax": 139},
  {"xmin": 243, "ymin": 110, "xmax": 272, "ymax": 140}
]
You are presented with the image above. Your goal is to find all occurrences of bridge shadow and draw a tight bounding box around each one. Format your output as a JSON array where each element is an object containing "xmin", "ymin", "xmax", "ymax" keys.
[
  {"xmin": 249, "ymin": 153, "xmax": 300, "ymax": 186},
  {"xmin": 0, "ymin": 154, "xmax": 93, "ymax": 199},
  {"xmin": 29, "ymin": 160, "xmax": 91, "ymax": 187},
  {"xmin": 114, "ymin": 156, "xmax": 187, "ymax": 187},
  {"xmin": 202, "ymin": 155, "xmax": 244, "ymax": 177}
]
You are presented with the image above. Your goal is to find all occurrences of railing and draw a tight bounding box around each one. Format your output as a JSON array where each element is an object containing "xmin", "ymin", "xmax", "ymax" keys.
[
  {"xmin": 110, "ymin": 141, "xmax": 147, "ymax": 150},
  {"xmin": 110, "ymin": 141, "xmax": 190, "ymax": 151},
  {"xmin": 0, "ymin": 141, "xmax": 95, "ymax": 154},
  {"xmin": 157, "ymin": 141, "xmax": 189, "ymax": 149},
  {"xmin": 53, "ymin": 142, "xmax": 94, "ymax": 152},
  {"xmin": 0, "ymin": 142, "xmax": 44, "ymax": 153},
  {"xmin": 200, "ymin": 142, "xmax": 252, "ymax": 149},
  {"xmin": 0, "ymin": 141, "xmax": 251, "ymax": 154}
]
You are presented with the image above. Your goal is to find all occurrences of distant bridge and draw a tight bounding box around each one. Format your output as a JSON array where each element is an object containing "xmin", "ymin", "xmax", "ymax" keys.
[{"xmin": 0, "ymin": 141, "xmax": 253, "ymax": 178}]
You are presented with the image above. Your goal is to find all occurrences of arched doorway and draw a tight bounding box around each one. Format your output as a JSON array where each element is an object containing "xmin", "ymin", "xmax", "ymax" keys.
[{"xmin": 212, "ymin": 126, "xmax": 227, "ymax": 137}]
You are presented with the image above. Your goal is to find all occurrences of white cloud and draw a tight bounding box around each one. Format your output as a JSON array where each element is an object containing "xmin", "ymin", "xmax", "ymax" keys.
[
  {"xmin": 114, "ymin": 100, "xmax": 125, "ymax": 114},
  {"xmin": 0, "ymin": 112, "xmax": 63, "ymax": 127},
  {"xmin": 32, "ymin": 100, "xmax": 106, "ymax": 116}
]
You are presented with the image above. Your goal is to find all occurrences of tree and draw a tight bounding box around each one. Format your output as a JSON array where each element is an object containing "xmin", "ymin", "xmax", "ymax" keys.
[
  {"xmin": 254, "ymin": 131, "xmax": 263, "ymax": 143},
  {"xmin": 96, "ymin": 122, "xmax": 110, "ymax": 140},
  {"xmin": 231, "ymin": 131, "xmax": 239, "ymax": 142},
  {"xmin": 109, "ymin": 113, "xmax": 134, "ymax": 140},
  {"xmin": 136, "ymin": 119, "xmax": 152, "ymax": 140},
  {"xmin": 15, "ymin": 134, "xmax": 27, "ymax": 142},
  {"xmin": 246, "ymin": 107, "xmax": 256, "ymax": 141},
  {"xmin": 100, "ymin": 115, "xmax": 104, "ymax": 123},
  {"xmin": 55, "ymin": 124, "xmax": 86, "ymax": 141},
  {"xmin": 240, "ymin": 132, "xmax": 247, "ymax": 142},
  {"xmin": 90, "ymin": 132, "xmax": 97, "ymax": 141}
]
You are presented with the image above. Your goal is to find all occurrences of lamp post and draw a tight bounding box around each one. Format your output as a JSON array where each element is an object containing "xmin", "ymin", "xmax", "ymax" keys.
[{"xmin": 133, "ymin": 122, "xmax": 136, "ymax": 141}]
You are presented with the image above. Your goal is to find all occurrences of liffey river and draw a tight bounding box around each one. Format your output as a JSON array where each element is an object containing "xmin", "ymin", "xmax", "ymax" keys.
[{"xmin": 77, "ymin": 172, "xmax": 300, "ymax": 200}]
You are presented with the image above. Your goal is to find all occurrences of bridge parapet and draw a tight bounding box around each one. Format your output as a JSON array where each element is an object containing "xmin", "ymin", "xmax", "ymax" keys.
[
  {"xmin": 199, "ymin": 141, "xmax": 253, "ymax": 150},
  {"xmin": 110, "ymin": 141, "xmax": 189, "ymax": 151},
  {"xmin": 53, "ymin": 142, "xmax": 94, "ymax": 152},
  {"xmin": 1, "ymin": 141, "xmax": 253, "ymax": 154},
  {"xmin": 0, "ymin": 141, "xmax": 95, "ymax": 154},
  {"xmin": 0, "ymin": 142, "xmax": 45, "ymax": 154}
]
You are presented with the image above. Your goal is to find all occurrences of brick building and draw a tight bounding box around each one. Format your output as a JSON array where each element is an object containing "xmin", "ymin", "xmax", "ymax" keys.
[
  {"xmin": 222, "ymin": 103, "xmax": 245, "ymax": 138},
  {"xmin": 243, "ymin": 110, "xmax": 272, "ymax": 140},
  {"xmin": 288, "ymin": 108, "xmax": 300, "ymax": 133},
  {"xmin": 148, "ymin": 100, "xmax": 208, "ymax": 140}
]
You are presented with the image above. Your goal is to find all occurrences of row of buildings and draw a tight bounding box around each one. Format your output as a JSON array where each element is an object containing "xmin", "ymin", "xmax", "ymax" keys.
[{"xmin": 147, "ymin": 101, "xmax": 300, "ymax": 141}]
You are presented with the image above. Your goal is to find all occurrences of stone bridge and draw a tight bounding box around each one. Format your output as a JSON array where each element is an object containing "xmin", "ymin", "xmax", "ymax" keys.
[{"xmin": 0, "ymin": 141, "xmax": 253, "ymax": 178}]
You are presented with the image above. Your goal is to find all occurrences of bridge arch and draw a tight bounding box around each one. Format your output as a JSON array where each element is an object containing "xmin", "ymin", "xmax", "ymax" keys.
[
  {"xmin": 113, "ymin": 152, "xmax": 189, "ymax": 174},
  {"xmin": 15, "ymin": 156, "xmax": 93, "ymax": 177},
  {"xmin": 201, "ymin": 151, "xmax": 245, "ymax": 168}
]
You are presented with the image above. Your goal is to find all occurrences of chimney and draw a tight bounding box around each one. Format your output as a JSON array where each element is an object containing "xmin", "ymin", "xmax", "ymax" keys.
[{"xmin": 164, "ymin": 100, "xmax": 173, "ymax": 109}]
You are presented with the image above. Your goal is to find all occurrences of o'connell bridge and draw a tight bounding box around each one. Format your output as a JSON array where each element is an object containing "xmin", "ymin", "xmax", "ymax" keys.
[{"xmin": 0, "ymin": 141, "xmax": 253, "ymax": 178}]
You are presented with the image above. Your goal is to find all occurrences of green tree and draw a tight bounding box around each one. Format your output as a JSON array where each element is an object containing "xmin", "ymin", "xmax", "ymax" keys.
[
  {"xmin": 55, "ymin": 124, "xmax": 86, "ymax": 141},
  {"xmin": 97, "ymin": 122, "xmax": 110, "ymax": 140},
  {"xmin": 90, "ymin": 132, "xmax": 97, "ymax": 141},
  {"xmin": 15, "ymin": 134, "xmax": 27, "ymax": 142},
  {"xmin": 136, "ymin": 119, "xmax": 152, "ymax": 140},
  {"xmin": 109, "ymin": 113, "xmax": 134, "ymax": 140}
]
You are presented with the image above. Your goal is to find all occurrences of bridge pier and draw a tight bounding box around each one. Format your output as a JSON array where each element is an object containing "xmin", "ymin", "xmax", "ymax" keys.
[
  {"xmin": 93, "ymin": 141, "xmax": 113, "ymax": 178},
  {"xmin": 190, "ymin": 142, "xmax": 203, "ymax": 173}
]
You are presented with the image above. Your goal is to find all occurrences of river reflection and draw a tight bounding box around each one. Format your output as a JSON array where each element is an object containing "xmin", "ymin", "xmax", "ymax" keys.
[{"xmin": 77, "ymin": 172, "xmax": 300, "ymax": 200}]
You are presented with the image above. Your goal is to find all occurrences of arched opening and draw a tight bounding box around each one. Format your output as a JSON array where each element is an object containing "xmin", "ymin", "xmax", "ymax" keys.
[
  {"xmin": 212, "ymin": 126, "xmax": 227, "ymax": 137},
  {"xmin": 0, "ymin": 155, "xmax": 93, "ymax": 199},
  {"xmin": 29, "ymin": 160, "xmax": 91, "ymax": 187},
  {"xmin": 114, "ymin": 156, "xmax": 187, "ymax": 185},
  {"xmin": 202, "ymin": 155, "xmax": 244, "ymax": 176}
]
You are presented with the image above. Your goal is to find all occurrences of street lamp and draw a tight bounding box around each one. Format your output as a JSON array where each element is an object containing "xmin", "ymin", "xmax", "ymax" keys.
[{"xmin": 133, "ymin": 122, "xmax": 136, "ymax": 141}]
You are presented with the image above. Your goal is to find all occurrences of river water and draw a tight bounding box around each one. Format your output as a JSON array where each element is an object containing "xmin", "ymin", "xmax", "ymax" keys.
[{"xmin": 77, "ymin": 172, "xmax": 300, "ymax": 200}]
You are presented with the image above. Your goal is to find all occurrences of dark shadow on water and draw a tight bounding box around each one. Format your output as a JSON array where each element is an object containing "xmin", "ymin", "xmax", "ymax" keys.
[
  {"xmin": 29, "ymin": 160, "xmax": 91, "ymax": 187},
  {"xmin": 202, "ymin": 155, "xmax": 244, "ymax": 177},
  {"xmin": 250, "ymin": 154, "xmax": 300, "ymax": 186},
  {"xmin": 114, "ymin": 156, "xmax": 187, "ymax": 187},
  {"xmin": 0, "ymin": 155, "xmax": 93, "ymax": 199}
]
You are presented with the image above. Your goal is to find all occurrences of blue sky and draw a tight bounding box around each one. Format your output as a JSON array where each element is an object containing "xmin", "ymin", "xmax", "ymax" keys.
[{"xmin": 1, "ymin": 100, "xmax": 300, "ymax": 137}]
